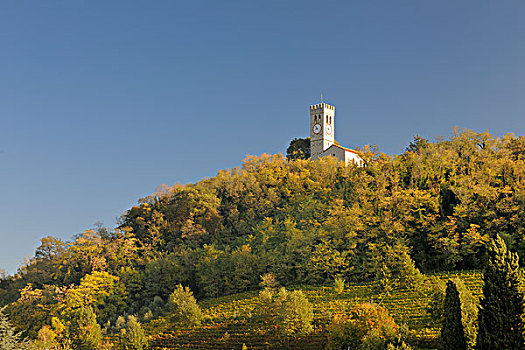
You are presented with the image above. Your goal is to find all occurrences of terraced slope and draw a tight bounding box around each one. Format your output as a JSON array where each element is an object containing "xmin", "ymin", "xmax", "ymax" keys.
[{"xmin": 146, "ymin": 271, "xmax": 483, "ymax": 350}]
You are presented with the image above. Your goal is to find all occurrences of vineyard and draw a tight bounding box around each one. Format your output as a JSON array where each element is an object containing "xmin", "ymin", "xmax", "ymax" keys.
[{"xmin": 145, "ymin": 271, "xmax": 483, "ymax": 350}]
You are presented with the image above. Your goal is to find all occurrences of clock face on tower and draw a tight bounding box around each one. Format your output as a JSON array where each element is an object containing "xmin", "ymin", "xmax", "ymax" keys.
[
  {"xmin": 313, "ymin": 124, "xmax": 322, "ymax": 134},
  {"xmin": 326, "ymin": 124, "xmax": 332, "ymax": 134}
]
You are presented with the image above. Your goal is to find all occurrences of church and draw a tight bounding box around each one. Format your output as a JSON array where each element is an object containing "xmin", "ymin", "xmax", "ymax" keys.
[{"xmin": 310, "ymin": 102, "xmax": 363, "ymax": 166}]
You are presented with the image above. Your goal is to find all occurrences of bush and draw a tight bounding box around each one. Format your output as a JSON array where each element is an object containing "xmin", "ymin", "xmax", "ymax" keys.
[
  {"xmin": 259, "ymin": 273, "xmax": 279, "ymax": 292},
  {"xmin": 169, "ymin": 284, "xmax": 203, "ymax": 327},
  {"xmin": 334, "ymin": 277, "xmax": 345, "ymax": 294},
  {"xmin": 326, "ymin": 303, "xmax": 405, "ymax": 350},
  {"xmin": 387, "ymin": 342, "xmax": 413, "ymax": 350},
  {"xmin": 278, "ymin": 290, "xmax": 314, "ymax": 337}
]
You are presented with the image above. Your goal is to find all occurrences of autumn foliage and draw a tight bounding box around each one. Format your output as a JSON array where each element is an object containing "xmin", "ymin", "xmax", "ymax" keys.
[{"xmin": 1, "ymin": 129, "xmax": 525, "ymax": 348}]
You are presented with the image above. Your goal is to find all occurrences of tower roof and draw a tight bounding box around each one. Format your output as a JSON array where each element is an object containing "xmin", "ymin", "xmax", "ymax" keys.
[{"xmin": 310, "ymin": 103, "xmax": 335, "ymax": 110}]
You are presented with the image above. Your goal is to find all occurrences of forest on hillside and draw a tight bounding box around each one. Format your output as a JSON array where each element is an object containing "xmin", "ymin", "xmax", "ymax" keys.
[{"xmin": 1, "ymin": 128, "xmax": 525, "ymax": 349}]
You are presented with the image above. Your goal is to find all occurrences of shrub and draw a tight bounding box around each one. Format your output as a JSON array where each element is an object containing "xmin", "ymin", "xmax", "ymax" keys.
[
  {"xmin": 169, "ymin": 284, "xmax": 203, "ymax": 327},
  {"xmin": 115, "ymin": 316, "xmax": 126, "ymax": 329},
  {"xmin": 387, "ymin": 342, "xmax": 413, "ymax": 350},
  {"xmin": 260, "ymin": 273, "xmax": 279, "ymax": 292},
  {"xmin": 326, "ymin": 303, "xmax": 404, "ymax": 350},
  {"xmin": 334, "ymin": 277, "xmax": 345, "ymax": 294}
]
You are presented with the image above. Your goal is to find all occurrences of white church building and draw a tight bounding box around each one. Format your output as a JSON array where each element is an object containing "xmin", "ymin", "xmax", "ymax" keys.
[{"xmin": 310, "ymin": 102, "xmax": 363, "ymax": 166}]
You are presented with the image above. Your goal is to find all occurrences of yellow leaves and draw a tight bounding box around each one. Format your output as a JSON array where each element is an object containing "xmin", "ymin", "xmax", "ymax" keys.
[
  {"xmin": 463, "ymin": 224, "xmax": 489, "ymax": 247},
  {"xmin": 241, "ymin": 153, "xmax": 286, "ymax": 177},
  {"xmin": 64, "ymin": 271, "xmax": 119, "ymax": 311},
  {"xmin": 19, "ymin": 284, "xmax": 43, "ymax": 302},
  {"xmin": 239, "ymin": 244, "xmax": 251, "ymax": 254}
]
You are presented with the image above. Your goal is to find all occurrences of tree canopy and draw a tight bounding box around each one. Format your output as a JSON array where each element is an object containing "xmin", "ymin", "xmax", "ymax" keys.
[{"xmin": 1, "ymin": 129, "xmax": 525, "ymax": 346}]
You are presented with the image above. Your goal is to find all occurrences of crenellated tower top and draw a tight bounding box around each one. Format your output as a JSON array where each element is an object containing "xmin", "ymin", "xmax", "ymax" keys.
[{"xmin": 309, "ymin": 103, "xmax": 335, "ymax": 111}]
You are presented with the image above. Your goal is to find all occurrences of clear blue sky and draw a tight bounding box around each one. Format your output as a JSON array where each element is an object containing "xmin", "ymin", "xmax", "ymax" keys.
[{"xmin": 1, "ymin": 1, "xmax": 524, "ymax": 274}]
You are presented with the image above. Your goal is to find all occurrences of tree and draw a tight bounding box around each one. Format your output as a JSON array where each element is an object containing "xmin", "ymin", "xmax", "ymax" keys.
[
  {"xmin": 476, "ymin": 235, "xmax": 525, "ymax": 350},
  {"xmin": 32, "ymin": 317, "xmax": 70, "ymax": 350},
  {"xmin": 278, "ymin": 290, "xmax": 313, "ymax": 337},
  {"xmin": 118, "ymin": 315, "xmax": 148, "ymax": 350},
  {"xmin": 32, "ymin": 323, "xmax": 72, "ymax": 350},
  {"xmin": 286, "ymin": 138, "xmax": 310, "ymax": 160},
  {"xmin": 67, "ymin": 307, "xmax": 103, "ymax": 350},
  {"xmin": 440, "ymin": 280, "xmax": 466, "ymax": 350},
  {"xmin": 0, "ymin": 306, "xmax": 26, "ymax": 350},
  {"xmin": 64, "ymin": 271, "xmax": 123, "ymax": 326},
  {"xmin": 143, "ymin": 253, "xmax": 189, "ymax": 302},
  {"xmin": 169, "ymin": 285, "xmax": 203, "ymax": 327},
  {"xmin": 405, "ymin": 135, "xmax": 429, "ymax": 154},
  {"xmin": 426, "ymin": 277, "xmax": 477, "ymax": 350}
]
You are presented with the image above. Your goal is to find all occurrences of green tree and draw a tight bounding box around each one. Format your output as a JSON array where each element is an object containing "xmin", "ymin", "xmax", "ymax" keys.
[
  {"xmin": 278, "ymin": 290, "xmax": 313, "ymax": 337},
  {"xmin": 286, "ymin": 138, "xmax": 310, "ymax": 160},
  {"xmin": 476, "ymin": 235, "xmax": 525, "ymax": 350},
  {"xmin": 67, "ymin": 307, "xmax": 103, "ymax": 350},
  {"xmin": 427, "ymin": 277, "xmax": 477, "ymax": 350},
  {"xmin": 169, "ymin": 284, "xmax": 203, "ymax": 327},
  {"xmin": 118, "ymin": 315, "xmax": 148, "ymax": 350},
  {"xmin": 440, "ymin": 280, "xmax": 467, "ymax": 350},
  {"xmin": 143, "ymin": 253, "xmax": 189, "ymax": 302},
  {"xmin": 0, "ymin": 306, "xmax": 26, "ymax": 350}
]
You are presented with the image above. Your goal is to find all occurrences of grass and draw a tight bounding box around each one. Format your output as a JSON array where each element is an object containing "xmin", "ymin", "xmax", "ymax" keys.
[{"xmin": 145, "ymin": 271, "xmax": 483, "ymax": 350}]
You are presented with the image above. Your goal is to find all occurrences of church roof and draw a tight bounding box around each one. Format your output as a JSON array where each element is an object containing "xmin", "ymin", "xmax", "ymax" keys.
[{"xmin": 326, "ymin": 143, "xmax": 359, "ymax": 154}]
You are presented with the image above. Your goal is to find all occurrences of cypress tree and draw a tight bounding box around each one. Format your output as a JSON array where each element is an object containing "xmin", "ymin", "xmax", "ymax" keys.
[
  {"xmin": 476, "ymin": 235, "xmax": 525, "ymax": 350},
  {"xmin": 440, "ymin": 280, "xmax": 466, "ymax": 350}
]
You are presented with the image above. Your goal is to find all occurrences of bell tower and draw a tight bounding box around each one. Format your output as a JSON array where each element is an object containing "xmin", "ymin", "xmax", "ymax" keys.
[{"xmin": 310, "ymin": 103, "xmax": 335, "ymax": 160}]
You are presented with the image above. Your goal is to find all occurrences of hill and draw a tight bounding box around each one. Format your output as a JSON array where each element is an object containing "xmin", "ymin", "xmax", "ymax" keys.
[{"xmin": 0, "ymin": 128, "xmax": 524, "ymax": 349}]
